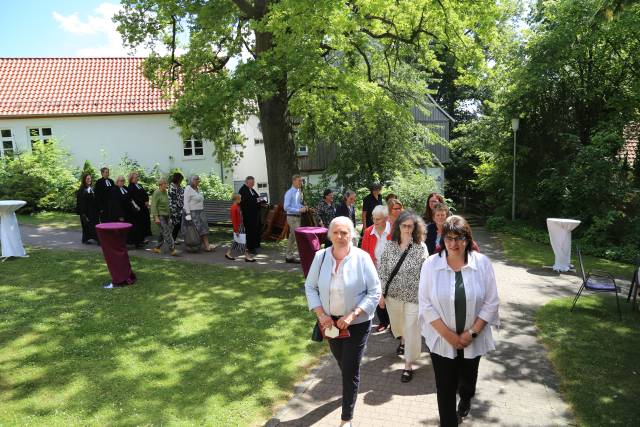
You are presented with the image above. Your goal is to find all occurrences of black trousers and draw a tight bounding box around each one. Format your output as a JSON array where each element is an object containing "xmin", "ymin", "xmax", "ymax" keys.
[
  {"xmin": 375, "ymin": 306, "xmax": 390, "ymax": 327},
  {"xmin": 430, "ymin": 351, "xmax": 481, "ymax": 427},
  {"xmin": 171, "ymin": 220, "xmax": 181, "ymax": 240},
  {"xmin": 244, "ymin": 215, "xmax": 260, "ymax": 253},
  {"xmin": 328, "ymin": 319, "xmax": 371, "ymax": 421}
]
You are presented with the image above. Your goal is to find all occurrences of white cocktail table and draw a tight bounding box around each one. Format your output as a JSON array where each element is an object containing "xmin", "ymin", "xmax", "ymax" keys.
[
  {"xmin": 0, "ymin": 200, "xmax": 27, "ymax": 259},
  {"xmin": 546, "ymin": 218, "xmax": 581, "ymax": 272}
]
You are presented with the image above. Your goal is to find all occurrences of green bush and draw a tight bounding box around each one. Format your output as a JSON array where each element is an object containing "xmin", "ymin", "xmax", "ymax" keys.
[
  {"xmin": 387, "ymin": 171, "xmax": 439, "ymax": 213},
  {"xmin": 113, "ymin": 154, "xmax": 164, "ymax": 192},
  {"xmin": 0, "ymin": 140, "xmax": 78, "ymax": 213},
  {"xmin": 199, "ymin": 170, "xmax": 233, "ymax": 200}
]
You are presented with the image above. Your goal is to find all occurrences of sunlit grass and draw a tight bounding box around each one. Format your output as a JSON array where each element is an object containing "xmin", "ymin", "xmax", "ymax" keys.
[
  {"xmin": 0, "ymin": 249, "xmax": 323, "ymax": 426},
  {"xmin": 537, "ymin": 296, "xmax": 640, "ymax": 426},
  {"xmin": 497, "ymin": 232, "xmax": 636, "ymax": 279}
]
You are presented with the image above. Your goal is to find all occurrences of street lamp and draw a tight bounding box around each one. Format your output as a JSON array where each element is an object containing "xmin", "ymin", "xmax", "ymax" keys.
[{"xmin": 511, "ymin": 117, "xmax": 520, "ymax": 221}]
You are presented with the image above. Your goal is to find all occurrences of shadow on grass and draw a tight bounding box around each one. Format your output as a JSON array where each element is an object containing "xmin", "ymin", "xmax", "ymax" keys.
[{"xmin": 0, "ymin": 249, "xmax": 320, "ymax": 425}]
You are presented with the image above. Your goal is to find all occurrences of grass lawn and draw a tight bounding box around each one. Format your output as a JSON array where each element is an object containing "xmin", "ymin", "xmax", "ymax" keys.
[
  {"xmin": 497, "ymin": 232, "xmax": 636, "ymax": 279},
  {"xmin": 536, "ymin": 296, "xmax": 640, "ymax": 426},
  {"xmin": 17, "ymin": 211, "xmax": 81, "ymax": 230},
  {"xmin": 0, "ymin": 249, "xmax": 322, "ymax": 426}
]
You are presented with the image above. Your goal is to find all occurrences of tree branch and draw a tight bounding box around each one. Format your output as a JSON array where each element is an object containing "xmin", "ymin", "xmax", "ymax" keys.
[
  {"xmin": 353, "ymin": 43, "xmax": 373, "ymax": 82},
  {"xmin": 232, "ymin": 0, "xmax": 257, "ymax": 18}
]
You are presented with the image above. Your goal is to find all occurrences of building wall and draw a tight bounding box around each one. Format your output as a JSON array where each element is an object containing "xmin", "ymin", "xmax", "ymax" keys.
[
  {"xmin": 231, "ymin": 114, "xmax": 271, "ymax": 199},
  {"xmin": 0, "ymin": 113, "xmax": 228, "ymax": 181}
]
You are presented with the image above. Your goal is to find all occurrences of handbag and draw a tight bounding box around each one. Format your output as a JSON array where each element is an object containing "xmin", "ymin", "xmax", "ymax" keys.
[
  {"xmin": 383, "ymin": 244, "xmax": 412, "ymax": 298},
  {"xmin": 183, "ymin": 220, "xmax": 201, "ymax": 253},
  {"xmin": 230, "ymin": 224, "xmax": 247, "ymax": 257},
  {"xmin": 311, "ymin": 250, "xmax": 328, "ymax": 342}
]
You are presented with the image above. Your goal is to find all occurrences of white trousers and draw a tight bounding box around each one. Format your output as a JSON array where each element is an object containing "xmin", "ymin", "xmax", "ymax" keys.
[{"xmin": 386, "ymin": 296, "xmax": 422, "ymax": 364}]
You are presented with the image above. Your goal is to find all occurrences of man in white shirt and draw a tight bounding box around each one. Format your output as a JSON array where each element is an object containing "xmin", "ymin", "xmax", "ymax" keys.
[{"xmin": 283, "ymin": 174, "xmax": 307, "ymax": 263}]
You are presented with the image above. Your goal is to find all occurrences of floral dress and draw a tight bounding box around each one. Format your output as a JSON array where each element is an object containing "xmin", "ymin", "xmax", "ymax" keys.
[{"xmin": 168, "ymin": 183, "xmax": 184, "ymax": 226}]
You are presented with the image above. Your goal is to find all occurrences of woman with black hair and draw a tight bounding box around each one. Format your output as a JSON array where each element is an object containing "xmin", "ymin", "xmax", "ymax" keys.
[
  {"xmin": 419, "ymin": 215, "xmax": 499, "ymax": 426},
  {"xmin": 423, "ymin": 192, "xmax": 445, "ymax": 225},
  {"xmin": 76, "ymin": 173, "xmax": 100, "ymax": 244},
  {"xmin": 168, "ymin": 172, "xmax": 185, "ymax": 241}
]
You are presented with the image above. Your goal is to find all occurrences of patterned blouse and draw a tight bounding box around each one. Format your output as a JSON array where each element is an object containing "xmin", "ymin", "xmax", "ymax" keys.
[
  {"xmin": 168, "ymin": 183, "xmax": 184, "ymax": 223},
  {"xmin": 378, "ymin": 241, "xmax": 428, "ymax": 304},
  {"xmin": 316, "ymin": 200, "xmax": 336, "ymax": 227}
]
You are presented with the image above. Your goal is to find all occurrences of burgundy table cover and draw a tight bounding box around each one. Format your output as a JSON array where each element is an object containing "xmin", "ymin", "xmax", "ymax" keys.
[
  {"xmin": 96, "ymin": 223, "xmax": 137, "ymax": 285},
  {"xmin": 294, "ymin": 226, "xmax": 328, "ymax": 278}
]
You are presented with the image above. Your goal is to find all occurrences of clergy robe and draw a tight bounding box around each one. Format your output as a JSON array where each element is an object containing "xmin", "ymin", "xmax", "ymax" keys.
[
  {"xmin": 76, "ymin": 186, "xmax": 100, "ymax": 243},
  {"xmin": 94, "ymin": 177, "xmax": 115, "ymax": 222}
]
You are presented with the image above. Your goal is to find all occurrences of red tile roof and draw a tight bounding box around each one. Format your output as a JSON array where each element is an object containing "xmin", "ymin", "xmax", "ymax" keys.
[{"xmin": 0, "ymin": 58, "xmax": 172, "ymax": 117}]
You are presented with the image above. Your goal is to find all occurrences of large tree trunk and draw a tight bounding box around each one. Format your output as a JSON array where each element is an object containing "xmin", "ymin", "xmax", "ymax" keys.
[{"xmin": 254, "ymin": 22, "xmax": 298, "ymax": 205}]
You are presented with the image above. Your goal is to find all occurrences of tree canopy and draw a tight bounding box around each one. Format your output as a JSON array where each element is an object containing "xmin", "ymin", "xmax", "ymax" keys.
[{"xmin": 115, "ymin": 0, "xmax": 505, "ymax": 202}]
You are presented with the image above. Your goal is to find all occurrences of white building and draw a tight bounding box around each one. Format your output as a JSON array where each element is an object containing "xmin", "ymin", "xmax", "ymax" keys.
[
  {"xmin": 0, "ymin": 57, "xmax": 452, "ymax": 200},
  {"xmin": 0, "ymin": 57, "xmax": 267, "ymax": 190}
]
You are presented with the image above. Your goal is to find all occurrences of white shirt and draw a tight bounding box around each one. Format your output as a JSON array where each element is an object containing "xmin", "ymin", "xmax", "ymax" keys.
[
  {"xmin": 329, "ymin": 255, "xmax": 347, "ymax": 316},
  {"xmin": 418, "ymin": 251, "xmax": 500, "ymax": 359},
  {"xmin": 183, "ymin": 185, "xmax": 204, "ymax": 213},
  {"xmin": 372, "ymin": 221, "xmax": 391, "ymax": 266}
]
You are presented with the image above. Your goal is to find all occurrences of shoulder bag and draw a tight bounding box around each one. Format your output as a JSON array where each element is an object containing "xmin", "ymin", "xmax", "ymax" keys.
[{"xmin": 383, "ymin": 244, "xmax": 412, "ymax": 298}]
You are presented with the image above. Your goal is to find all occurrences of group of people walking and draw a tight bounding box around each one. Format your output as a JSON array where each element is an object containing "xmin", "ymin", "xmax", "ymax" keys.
[
  {"xmin": 304, "ymin": 189, "xmax": 500, "ymax": 427},
  {"xmin": 76, "ymin": 167, "xmax": 215, "ymax": 255}
]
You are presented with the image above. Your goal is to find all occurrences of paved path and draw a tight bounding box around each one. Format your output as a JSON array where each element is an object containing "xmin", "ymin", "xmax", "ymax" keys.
[
  {"xmin": 265, "ymin": 229, "xmax": 582, "ymax": 427},
  {"xmin": 18, "ymin": 224, "xmax": 300, "ymax": 273}
]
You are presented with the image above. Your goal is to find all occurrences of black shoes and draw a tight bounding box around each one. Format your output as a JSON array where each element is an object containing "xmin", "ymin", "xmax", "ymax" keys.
[
  {"xmin": 285, "ymin": 258, "xmax": 300, "ymax": 264},
  {"xmin": 458, "ymin": 398, "xmax": 471, "ymax": 418}
]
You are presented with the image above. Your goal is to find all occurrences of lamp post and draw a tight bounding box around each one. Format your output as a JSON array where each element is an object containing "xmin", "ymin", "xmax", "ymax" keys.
[{"xmin": 511, "ymin": 117, "xmax": 520, "ymax": 221}]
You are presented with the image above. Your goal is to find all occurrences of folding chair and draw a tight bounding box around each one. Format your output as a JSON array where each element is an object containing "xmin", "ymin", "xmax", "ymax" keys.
[
  {"xmin": 626, "ymin": 261, "xmax": 639, "ymax": 311},
  {"xmin": 571, "ymin": 245, "xmax": 622, "ymax": 320}
]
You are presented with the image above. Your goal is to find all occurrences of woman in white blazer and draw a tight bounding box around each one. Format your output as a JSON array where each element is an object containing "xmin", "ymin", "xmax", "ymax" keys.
[
  {"xmin": 305, "ymin": 216, "xmax": 381, "ymax": 427},
  {"xmin": 418, "ymin": 215, "xmax": 500, "ymax": 426}
]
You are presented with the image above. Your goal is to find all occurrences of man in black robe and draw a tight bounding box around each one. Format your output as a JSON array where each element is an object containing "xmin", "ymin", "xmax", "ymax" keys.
[
  {"xmin": 94, "ymin": 167, "xmax": 115, "ymax": 223},
  {"xmin": 128, "ymin": 172, "xmax": 152, "ymax": 243},
  {"xmin": 239, "ymin": 176, "xmax": 266, "ymax": 255},
  {"xmin": 106, "ymin": 176, "xmax": 132, "ymax": 224}
]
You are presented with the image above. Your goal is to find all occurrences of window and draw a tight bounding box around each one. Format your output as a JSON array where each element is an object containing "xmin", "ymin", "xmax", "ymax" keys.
[
  {"xmin": 254, "ymin": 138, "xmax": 264, "ymax": 145},
  {"xmin": 257, "ymin": 182, "xmax": 268, "ymax": 189},
  {"xmin": 28, "ymin": 127, "xmax": 53, "ymax": 148},
  {"xmin": 1, "ymin": 129, "xmax": 15, "ymax": 158},
  {"xmin": 297, "ymin": 145, "xmax": 309, "ymax": 156},
  {"xmin": 183, "ymin": 136, "xmax": 204, "ymax": 157}
]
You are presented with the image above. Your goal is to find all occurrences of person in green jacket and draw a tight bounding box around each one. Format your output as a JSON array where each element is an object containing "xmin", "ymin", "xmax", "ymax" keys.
[{"xmin": 151, "ymin": 178, "xmax": 178, "ymax": 256}]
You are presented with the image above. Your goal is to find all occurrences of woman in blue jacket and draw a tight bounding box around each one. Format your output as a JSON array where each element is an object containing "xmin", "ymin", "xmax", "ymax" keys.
[{"xmin": 305, "ymin": 216, "xmax": 381, "ymax": 427}]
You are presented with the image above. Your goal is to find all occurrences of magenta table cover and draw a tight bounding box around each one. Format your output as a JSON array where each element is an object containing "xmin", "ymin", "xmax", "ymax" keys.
[
  {"xmin": 96, "ymin": 223, "xmax": 137, "ymax": 285},
  {"xmin": 294, "ymin": 226, "xmax": 328, "ymax": 277}
]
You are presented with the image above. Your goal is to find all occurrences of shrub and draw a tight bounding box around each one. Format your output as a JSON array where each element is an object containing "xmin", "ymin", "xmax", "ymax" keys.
[
  {"xmin": 387, "ymin": 171, "xmax": 439, "ymax": 213},
  {"xmin": 0, "ymin": 140, "xmax": 78, "ymax": 213},
  {"xmin": 199, "ymin": 170, "xmax": 233, "ymax": 200}
]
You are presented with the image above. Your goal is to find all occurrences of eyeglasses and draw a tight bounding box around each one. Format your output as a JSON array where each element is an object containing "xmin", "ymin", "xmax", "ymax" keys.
[
  {"xmin": 400, "ymin": 223, "xmax": 414, "ymax": 229},
  {"xmin": 392, "ymin": 207, "xmax": 402, "ymax": 211},
  {"xmin": 444, "ymin": 235, "xmax": 467, "ymax": 243}
]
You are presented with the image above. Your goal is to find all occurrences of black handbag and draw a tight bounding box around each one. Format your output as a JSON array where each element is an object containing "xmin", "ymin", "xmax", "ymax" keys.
[
  {"xmin": 311, "ymin": 251, "xmax": 328, "ymax": 342},
  {"xmin": 383, "ymin": 244, "xmax": 412, "ymax": 297}
]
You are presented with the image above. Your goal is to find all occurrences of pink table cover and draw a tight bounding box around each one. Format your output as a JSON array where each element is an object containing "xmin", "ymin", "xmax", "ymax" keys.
[
  {"xmin": 294, "ymin": 226, "xmax": 328, "ymax": 277},
  {"xmin": 96, "ymin": 222, "xmax": 136, "ymax": 286}
]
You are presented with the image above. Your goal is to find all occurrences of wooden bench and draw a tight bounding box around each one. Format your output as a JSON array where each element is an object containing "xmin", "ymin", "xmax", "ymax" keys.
[{"xmin": 203, "ymin": 200, "xmax": 232, "ymax": 225}]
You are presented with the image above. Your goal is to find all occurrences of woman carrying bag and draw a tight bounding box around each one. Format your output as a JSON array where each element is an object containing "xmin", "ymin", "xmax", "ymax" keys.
[
  {"xmin": 305, "ymin": 216, "xmax": 381, "ymax": 427},
  {"xmin": 378, "ymin": 210, "xmax": 428, "ymax": 383}
]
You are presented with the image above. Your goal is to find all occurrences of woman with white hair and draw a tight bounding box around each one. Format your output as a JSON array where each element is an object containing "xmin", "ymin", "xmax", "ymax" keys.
[
  {"xmin": 183, "ymin": 175, "xmax": 214, "ymax": 252},
  {"xmin": 360, "ymin": 204, "xmax": 392, "ymax": 332},
  {"xmin": 305, "ymin": 216, "xmax": 381, "ymax": 427}
]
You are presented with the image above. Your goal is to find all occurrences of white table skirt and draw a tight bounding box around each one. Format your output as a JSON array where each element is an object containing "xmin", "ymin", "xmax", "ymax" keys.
[
  {"xmin": 546, "ymin": 218, "xmax": 581, "ymax": 272},
  {"xmin": 0, "ymin": 200, "xmax": 27, "ymax": 258}
]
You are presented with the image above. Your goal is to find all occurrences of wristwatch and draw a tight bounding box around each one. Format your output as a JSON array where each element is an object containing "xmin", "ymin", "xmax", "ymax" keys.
[{"xmin": 468, "ymin": 328, "xmax": 478, "ymax": 339}]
